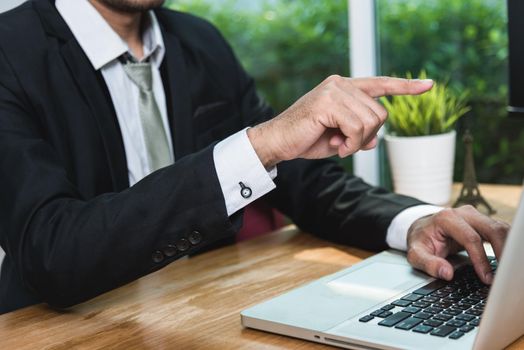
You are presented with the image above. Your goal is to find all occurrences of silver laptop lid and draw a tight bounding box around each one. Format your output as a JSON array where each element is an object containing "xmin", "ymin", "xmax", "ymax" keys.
[{"xmin": 474, "ymin": 183, "xmax": 524, "ymax": 350}]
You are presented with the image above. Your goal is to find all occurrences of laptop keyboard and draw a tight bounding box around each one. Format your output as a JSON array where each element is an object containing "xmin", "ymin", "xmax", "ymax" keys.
[{"xmin": 359, "ymin": 257, "xmax": 498, "ymax": 340}]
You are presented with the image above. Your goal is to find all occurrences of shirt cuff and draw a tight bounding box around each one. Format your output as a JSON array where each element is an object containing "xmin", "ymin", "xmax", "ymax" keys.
[
  {"xmin": 386, "ymin": 205, "xmax": 444, "ymax": 251},
  {"xmin": 213, "ymin": 128, "xmax": 277, "ymax": 216}
]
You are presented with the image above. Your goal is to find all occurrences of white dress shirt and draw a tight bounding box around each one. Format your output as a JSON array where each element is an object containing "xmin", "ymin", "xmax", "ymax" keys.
[
  {"xmin": 56, "ymin": 0, "xmax": 440, "ymax": 250},
  {"xmin": 56, "ymin": 0, "xmax": 275, "ymax": 214}
]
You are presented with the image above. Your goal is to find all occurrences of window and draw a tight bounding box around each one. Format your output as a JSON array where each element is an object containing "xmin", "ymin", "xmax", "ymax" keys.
[{"xmin": 377, "ymin": 0, "xmax": 520, "ymax": 184}]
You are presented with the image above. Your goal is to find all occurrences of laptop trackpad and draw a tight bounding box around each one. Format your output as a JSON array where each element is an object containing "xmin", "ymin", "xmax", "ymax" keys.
[
  {"xmin": 242, "ymin": 259, "xmax": 427, "ymax": 332},
  {"xmin": 327, "ymin": 262, "xmax": 420, "ymax": 304}
]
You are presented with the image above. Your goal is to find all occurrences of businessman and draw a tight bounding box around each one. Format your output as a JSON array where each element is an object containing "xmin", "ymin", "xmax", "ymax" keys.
[{"xmin": 0, "ymin": 0, "xmax": 509, "ymax": 314}]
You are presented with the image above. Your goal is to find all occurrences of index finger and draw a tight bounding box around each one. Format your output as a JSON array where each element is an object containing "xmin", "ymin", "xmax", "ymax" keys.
[
  {"xmin": 349, "ymin": 76, "xmax": 434, "ymax": 98},
  {"xmin": 437, "ymin": 211, "xmax": 494, "ymax": 284},
  {"xmin": 454, "ymin": 205, "xmax": 510, "ymax": 260}
]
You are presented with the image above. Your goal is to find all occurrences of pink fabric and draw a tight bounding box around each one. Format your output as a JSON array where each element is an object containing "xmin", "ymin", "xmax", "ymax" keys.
[{"xmin": 237, "ymin": 200, "xmax": 285, "ymax": 241}]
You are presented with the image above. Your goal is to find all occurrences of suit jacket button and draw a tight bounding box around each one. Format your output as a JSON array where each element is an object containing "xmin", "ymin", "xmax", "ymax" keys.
[
  {"xmin": 176, "ymin": 238, "xmax": 190, "ymax": 252},
  {"xmin": 152, "ymin": 250, "xmax": 164, "ymax": 263},
  {"xmin": 188, "ymin": 230, "xmax": 202, "ymax": 245},
  {"xmin": 163, "ymin": 244, "xmax": 177, "ymax": 257}
]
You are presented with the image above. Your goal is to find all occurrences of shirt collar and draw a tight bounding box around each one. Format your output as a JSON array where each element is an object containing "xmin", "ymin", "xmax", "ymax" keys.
[{"xmin": 56, "ymin": 0, "xmax": 165, "ymax": 70}]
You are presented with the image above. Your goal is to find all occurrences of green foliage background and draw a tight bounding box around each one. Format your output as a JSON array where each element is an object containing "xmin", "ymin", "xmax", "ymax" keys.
[{"xmin": 166, "ymin": 0, "xmax": 524, "ymax": 184}]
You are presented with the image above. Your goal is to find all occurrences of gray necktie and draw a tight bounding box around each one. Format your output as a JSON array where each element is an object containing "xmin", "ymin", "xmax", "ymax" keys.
[{"xmin": 123, "ymin": 61, "xmax": 172, "ymax": 172}]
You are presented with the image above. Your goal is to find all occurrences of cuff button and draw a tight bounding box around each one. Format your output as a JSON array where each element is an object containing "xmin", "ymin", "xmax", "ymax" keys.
[
  {"xmin": 163, "ymin": 244, "xmax": 177, "ymax": 257},
  {"xmin": 239, "ymin": 182, "xmax": 252, "ymax": 199},
  {"xmin": 188, "ymin": 230, "xmax": 202, "ymax": 245},
  {"xmin": 176, "ymin": 238, "xmax": 190, "ymax": 252},
  {"xmin": 152, "ymin": 250, "xmax": 164, "ymax": 263}
]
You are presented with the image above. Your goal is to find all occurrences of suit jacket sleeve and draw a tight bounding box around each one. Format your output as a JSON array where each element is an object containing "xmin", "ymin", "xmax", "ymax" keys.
[{"xmin": 0, "ymin": 47, "xmax": 241, "ymax": 309}]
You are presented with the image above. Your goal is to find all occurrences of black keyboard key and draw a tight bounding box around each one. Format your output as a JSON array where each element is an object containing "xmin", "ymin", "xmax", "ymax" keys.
[
  {"xmin": 434, "ymin": 301, "xmax": 453, "ymax": 309},
  {"xmin": 377, "ymin": 311, "xmax": 393, "ymax": 318},
  {"xmin": 456, "ymin": 314, "xmax": 475, "ymax": 322},
  {"xmin": 443, "ymin": 296, "xmax": 462, "ymax": 303},
  {"xmin": 459, "ymin": 325, "xmax": 475, "ymax": 333},
  {"xmin": 430, "ymin": 325, "xmax": 456, "ymax": 337},
  {"xmin": 413, "ymin": 279, "xmax": 447, "ymax": 296},
  {"xmin": 424, "ymin": 307, "xmax": 443, "ymax": 314},
  {"xmin": 412, "ymin": 301, "xmax": 431, "ymax": 308},
  {"xmin": 468, "ymin": 295, "xmax": 483, "ymax": 301},
  {"xmin": 392, "ymin": 299, "xmax": 412, "ymax": 307},
  {"xmin": 449, "ymin": 331, "xmax": 465, "ymax": 339},
  {"xmin": 413, "ymin": 312, "xmax": 432, "ymax": 320},
  {"xmin": 451, "ymin": 292, "xmax": 469, "ymax": 299},
  {"xmin": 371, "ymin": 309, "xmax": 384, "ymax": 317},
  {"xmin": 454, "ymin": 303, "xmax": 472, "ymax": 310},
  {"xmin": 412, "ymin": 324, "xmax": 434, "ymax": 334},
  {"xmin": 465, "ymin": 309, "xmax": 482, "ymax": 316},
  {"xmin": 381, "ymin": 304, "xmax": 395, "ymax": 311},
  {"xmin": 470, "ymin": 319, "xmax": 480, "ymax": 327},
  {"xmin": 442, "ymin": 308, "xmax": 462, "ymax": 316},
  {"xmin": 433, "ymin": 313, "xmax": 453, "ymax": 322},
  {"xmin": 359, "ymin": 315, "xmax": 374, "ymax": 322},
  {"xmin": 402, "ymin": 306, "xmax": 421, "ymax": 314},
  {"xmin": 480, "ymin": 286, "xmax": 490, "ymax": 293},
  {"xmin": 446, "ymin": 319, "xmax": 466, "ymax": 328},
  {"xmin": 433, "ymin": 291, "xmax": 450, "ymax": 298},
  {"xmin": 402, "ymin": 294, "xmax": 423, "ymax": 302},
  {"xmin": 422, "ymin": 296, "xmax": 439, "ymax": 303},
  {"xmin": 424, "ymin": 319, "xmax": 443, "ymax": 327},
  {"xmin": 395, "ymin": 317, "xmax": 423, "ymax": 330},
  {"xmin": 378, "ymin": 312, "xmax": 411, "ymax": 327}
]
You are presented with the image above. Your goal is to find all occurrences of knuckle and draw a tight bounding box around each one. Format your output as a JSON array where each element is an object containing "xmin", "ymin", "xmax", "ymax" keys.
[
  {"xmin": 377, "ymin": 105, "xmax": 388, "ymax": 121},
  {"xmin": 435, "ymin": 208, "xmax": 454, "ymax": 223},
  {"xmin": 317, "ymin": 92, "xmax": 333, "ymax": 105},
  {"xmin": 492, "ymin": 221, "xmax": 510, "ymax": 236},
  {"xmin": 465, "ymin": 232, "xmax": 482, "ymax": 245},
  {"xmin": 352, "ymin": 120, "xmax": 365, "ymax": 135},
  {"xmin": 364, "ymin": 109, "xmax": 380, "ymax": 125},
  {"xmin": 325, "ymin": 74, "xmax": 342, "ymax": 84}
]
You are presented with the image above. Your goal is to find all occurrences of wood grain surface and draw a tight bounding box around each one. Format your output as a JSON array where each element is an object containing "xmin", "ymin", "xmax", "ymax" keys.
[{"xmin": 0, "ymin": 184, "xmax": 522, "ymax": 349}]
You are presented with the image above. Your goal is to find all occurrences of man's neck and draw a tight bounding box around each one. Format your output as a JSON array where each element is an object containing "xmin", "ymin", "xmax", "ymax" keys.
[{"xmin": 89, "ymin": 0, "xmax": 145, "ymax": 59}]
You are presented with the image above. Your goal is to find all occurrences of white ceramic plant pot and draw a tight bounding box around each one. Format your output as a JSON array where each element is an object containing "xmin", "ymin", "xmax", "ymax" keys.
[{"xmin": 384, "ymin": 130, "xmax": 456, "ymax": 205}]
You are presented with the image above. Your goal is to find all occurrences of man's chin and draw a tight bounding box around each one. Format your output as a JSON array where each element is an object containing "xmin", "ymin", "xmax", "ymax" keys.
[{"xmin": 95, "ymin": 0, "xmax": 166, "ymax": 13}]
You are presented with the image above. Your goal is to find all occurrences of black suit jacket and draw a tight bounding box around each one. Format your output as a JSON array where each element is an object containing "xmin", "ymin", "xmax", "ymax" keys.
[{"xmin": 0, "ymin": 0, "xmax": 423, "ymax": 314}]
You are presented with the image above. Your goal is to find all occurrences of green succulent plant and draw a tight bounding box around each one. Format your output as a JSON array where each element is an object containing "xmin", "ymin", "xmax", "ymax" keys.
[{"xmin": 381, "ymin": 71, "xmax": 471, "ymax": 137}]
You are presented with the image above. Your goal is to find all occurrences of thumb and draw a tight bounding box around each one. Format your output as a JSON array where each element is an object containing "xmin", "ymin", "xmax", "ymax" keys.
[{"xmin": 407, "ymin": 246, "xmax": 454, "ymax": 281}]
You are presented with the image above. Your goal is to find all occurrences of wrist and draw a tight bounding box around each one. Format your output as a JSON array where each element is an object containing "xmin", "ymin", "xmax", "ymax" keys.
[{"xmin": 247, "ymin": 125, "xmax": 280, "ymax": 168}]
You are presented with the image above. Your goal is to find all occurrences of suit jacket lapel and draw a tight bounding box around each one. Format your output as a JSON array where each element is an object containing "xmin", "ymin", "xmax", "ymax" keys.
[
  {"xmin": 34, "ymin": 0, "xmax": 129, "ymax": 191},
  {"xmin": 34, "ymin": 0, "xmax": 195, "ymax": 186},
  {"xmin": 60, "ymin": 42, "xmax": 129, "ymax": 191},
  {"xmin": 159, "ymin": 31, "xmax": 195, "ymax": 159}
]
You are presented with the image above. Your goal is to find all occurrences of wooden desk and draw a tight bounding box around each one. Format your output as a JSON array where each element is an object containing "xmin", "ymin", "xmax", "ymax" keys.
[{"xmin": 0, "ymin": 184, "xmax": 521, "ymax": 349}]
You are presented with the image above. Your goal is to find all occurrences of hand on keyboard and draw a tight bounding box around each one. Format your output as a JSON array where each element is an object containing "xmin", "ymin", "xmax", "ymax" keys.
[{"xmin": 405, "ymin": 205, "xmax": 509, "ymax": 285}]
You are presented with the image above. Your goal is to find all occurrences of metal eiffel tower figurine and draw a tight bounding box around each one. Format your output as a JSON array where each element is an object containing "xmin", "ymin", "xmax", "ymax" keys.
[{"xmin": 453, "ymin": 129, "xmax": 496, "ymax": 215}]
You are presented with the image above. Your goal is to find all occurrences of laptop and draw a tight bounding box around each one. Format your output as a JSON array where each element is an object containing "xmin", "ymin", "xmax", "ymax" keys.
[{"xmin": 241, "ymin": 185, "xmax": 524, "ymax": 349}]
